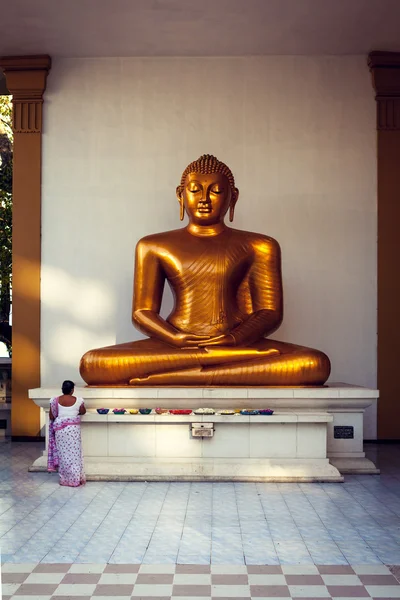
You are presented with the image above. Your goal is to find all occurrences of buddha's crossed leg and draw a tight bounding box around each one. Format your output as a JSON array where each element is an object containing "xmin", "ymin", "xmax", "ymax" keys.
[{"xmin": 80, "ymin": 338, "xmax": 330, "ymax": 386}]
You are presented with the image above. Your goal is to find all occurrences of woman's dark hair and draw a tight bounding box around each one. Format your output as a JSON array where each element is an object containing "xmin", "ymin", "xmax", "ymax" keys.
[{"xmin": 62, "ymin": 380, "xmax": 75, "ymax": 395}]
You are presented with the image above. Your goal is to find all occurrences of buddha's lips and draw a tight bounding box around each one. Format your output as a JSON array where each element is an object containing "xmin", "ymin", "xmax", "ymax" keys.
[{"xmin": 197, "ymin": 202, "xmax": 212, "ymax": 213}]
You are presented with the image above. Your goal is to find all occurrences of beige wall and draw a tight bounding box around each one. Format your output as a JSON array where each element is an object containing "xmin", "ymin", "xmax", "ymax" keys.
[{"xmin": 41, "ymin": 56, "xmax": 377, "ymax": 431}]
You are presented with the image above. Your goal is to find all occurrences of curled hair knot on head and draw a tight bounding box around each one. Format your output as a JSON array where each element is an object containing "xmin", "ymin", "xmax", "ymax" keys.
[{"xmin": 180, "ymin": 154, "xmax": 236, "ymax": 193}]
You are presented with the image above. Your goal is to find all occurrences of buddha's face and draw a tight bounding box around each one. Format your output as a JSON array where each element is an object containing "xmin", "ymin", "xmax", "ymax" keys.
[{"xmin": 180, "ymin": 172, "xmax": 235, "ymax": 225}]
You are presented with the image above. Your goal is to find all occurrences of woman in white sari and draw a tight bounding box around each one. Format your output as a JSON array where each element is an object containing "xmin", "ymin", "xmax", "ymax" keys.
[{"xmin": 48, "ymin": 380, "xmax": 86, "ymax": 487}]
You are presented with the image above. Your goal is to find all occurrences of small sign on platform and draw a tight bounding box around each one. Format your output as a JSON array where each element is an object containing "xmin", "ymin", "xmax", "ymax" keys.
[
  {"xmin": 334, "ymin": 425, "xmax": 354, "ymax": 439},
  {"xmin": 191, "ymin": 422, "xmax": 214, "ymax": 437}
]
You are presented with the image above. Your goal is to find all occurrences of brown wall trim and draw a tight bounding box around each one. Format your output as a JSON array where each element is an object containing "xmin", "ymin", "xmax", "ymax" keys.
[
  {"xmin": 365, "ymin": 439, "xmax": 399, "ymax": 444},
  {"xmin": 0, "ymin": 55, "xmax": 51, "ymax": 436},
  {"xmin": 369, "ymin": 51, "xmax": 400, "ymax": 439}
]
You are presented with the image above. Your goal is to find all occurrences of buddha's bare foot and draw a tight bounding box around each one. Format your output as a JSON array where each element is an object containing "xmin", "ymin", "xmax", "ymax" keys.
[
  {"xmin": 198, "ymin": 346, "xmax": 280, "ymax": 367},
  {"xmin": 203, "ymin": 346, "xmax": 280, "ymax": 357},
  {"xmin": 129, "ymin": 376, "xmax": 150, "ymax": 385},
  {"xmin": 129, "ymin": 368, "xmax": 205, "ymax": 386}
]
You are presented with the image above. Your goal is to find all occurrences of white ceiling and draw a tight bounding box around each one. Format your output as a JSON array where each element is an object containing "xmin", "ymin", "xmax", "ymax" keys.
[{"xmin": 0, "ymin": 0, "xmax": 399, "ymax": 58}]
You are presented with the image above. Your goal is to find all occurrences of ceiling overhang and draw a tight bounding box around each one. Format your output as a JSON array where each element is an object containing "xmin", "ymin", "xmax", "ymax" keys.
[{"xmin": 0, "ymin": 0, "xmax": 400, "ymax": 58}]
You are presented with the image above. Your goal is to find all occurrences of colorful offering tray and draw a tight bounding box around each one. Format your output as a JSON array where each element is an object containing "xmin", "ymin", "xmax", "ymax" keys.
[
  {"xmin": 259, "ymin": 409, "xmax": 274, "ymax": 415},
  {"xmin": 240, "ymin": 409, "xmax": 260, "ymax": 415},
  {"xmin": 112, "ymin": 408, "xmax": 126, "ymax": 414},
  {"xmin": 97, "ymin": 408, "xmax": 109, "ymax": 414},
  {"xmin": 155, "ymin": 407, "xmax": 169, "ymax": 414},
  {"xmin": 193, "ymin": 408, "xmax": 215, "ymax": 415},
  {"xmin": 169, "ymin": 409, "xmax": 192, "ymax": 415},
  {"xmin": 219, "ymin": 409, "xmax": 235, "ymax": 415},
  {"xmin": 139, "ymin": 408, "xmax": 152, "ymax": 414},
  {"xmin": 128, "ymin": 409, "xmax": 139, "ymax": 414}
]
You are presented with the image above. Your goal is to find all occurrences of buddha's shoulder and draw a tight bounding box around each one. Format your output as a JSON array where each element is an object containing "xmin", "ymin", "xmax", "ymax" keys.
[
  {"xmin": 136, "ymin": 229, "xmax": 185, "ymax": 250},
  {"xmin": 229, "ymin": 228, "xmax": 280, "ymax": 252}
]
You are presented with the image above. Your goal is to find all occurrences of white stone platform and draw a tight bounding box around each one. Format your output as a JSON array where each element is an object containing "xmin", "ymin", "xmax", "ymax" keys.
[{"xmin": 28, "ymin": 384, "xmax": 379, "ymax": 481}]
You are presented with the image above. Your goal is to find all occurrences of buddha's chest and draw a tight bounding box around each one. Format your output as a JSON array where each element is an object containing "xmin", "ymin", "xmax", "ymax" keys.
[{"xmin": 161, "ymin": 245, "xmax": 249, "ymax": 288}]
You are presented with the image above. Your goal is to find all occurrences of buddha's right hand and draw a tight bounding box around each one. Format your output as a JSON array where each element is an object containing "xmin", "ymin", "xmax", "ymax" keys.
[{"xmin": 168, "ymin": 332, "xmax": 211, "ymax": 349}]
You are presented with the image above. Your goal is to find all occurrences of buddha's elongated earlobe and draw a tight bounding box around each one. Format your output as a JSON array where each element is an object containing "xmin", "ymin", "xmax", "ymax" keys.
[
  {"xmin": 176, "ymin": 185, "xmax": 185, "ymax": 221},
  {"xmin": 229, "ymin": 187, "xmax": 239, "ymax": 222}
]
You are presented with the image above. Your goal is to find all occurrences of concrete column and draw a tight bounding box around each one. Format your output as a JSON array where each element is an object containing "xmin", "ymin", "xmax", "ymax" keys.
[
  {"xmin": 0, "ymin": 55, "xmax": 51, "ymax": 437},
  {"xmin": 369, "ymin": 51, "xmax": 400, "ymax": 440}
]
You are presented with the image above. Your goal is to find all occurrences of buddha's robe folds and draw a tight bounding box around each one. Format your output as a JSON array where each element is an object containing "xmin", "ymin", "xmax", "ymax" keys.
[{"xmin": 80, "ymin": 228, "xmax": 330, "ymax": 386}]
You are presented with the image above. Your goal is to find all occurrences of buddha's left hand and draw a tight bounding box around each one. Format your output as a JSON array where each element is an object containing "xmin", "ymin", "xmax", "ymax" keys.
[{"xmin": 198, "ymin": 334, "xmax": 236, "ymax": 347}]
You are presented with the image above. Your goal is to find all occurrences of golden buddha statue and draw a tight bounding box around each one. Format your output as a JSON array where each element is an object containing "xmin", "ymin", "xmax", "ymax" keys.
[{"xmin": 80, "ymin": 155, "xmax": 330, "ymax": 386}]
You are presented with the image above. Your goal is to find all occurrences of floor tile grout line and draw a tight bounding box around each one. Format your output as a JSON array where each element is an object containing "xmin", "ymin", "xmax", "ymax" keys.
[
  {"xmin": 108, "ymin": 482, "xmax": 150, "ymax": 561},
  {"xmin": 344, "ymin": 476, "xmax": 400, "ymax": 522},
  {"xmin": 276, "ymin": 483, "xmax": 316, "ymax": 563},
  {"xmin": 33, "ymin": 482, "xmax": 112, "ymax": 557},
  {"xmin": 307, "ymin": 486, "xmax": 375, "ymax": 545},
  {"xmin": 74, "ymin": 483, "xmax": 134, "ymax": 561},
  {"xmin": 0, "ymin": 467, "xmax": 57, "ymax": 521},
  {"xmin": 139, "ymin": 482, "xmax": 174, "ymax": 561},
  {"xmin": 297, "ymin": 483, "xmax": 351, "ymax": 563},
  {"xmin": 255, "ymin": 481, "xmax": 281, "ymax": 561},
  {"xmin": 143, "ymin": 483, "xmax": 178, "ymax": 559},
  {"xmin": 234, "ymin": 482, "xmax": 248, "ymax": 565},
  {"xmin": 170, "ymin": 482, "xmax": 192, "ymax": 561},
  {"xmin": 345, "ymin": 474, "xmax": 400, "ymax": 510},
  {"xmin": 358, "ymin": 480, "xmax": 400, "ymax": 515},
  {"xmin": 40, "ymin": 481, "xmax": 121, "ymax": 561},
  {"xmin": 179, "ymin": 482, "xmax": 204, "ymax": 559},
  {"xmin": 299, "ymin": 482, "xmax": 350, "ymax": 531},
  {"xmin": 316, "ymin": 484, "xmax": 388, "ymax": 562},
  {"xmin": 264, "ymin": 484, "xmax": 306, "ymax": 543},
  {"xmin": 290, "ymin": 482, "xmax": 331, "ymax": 530},
  {"xmin": 0, "ymin": 482, "xmax": 72, "ymax": 553}
]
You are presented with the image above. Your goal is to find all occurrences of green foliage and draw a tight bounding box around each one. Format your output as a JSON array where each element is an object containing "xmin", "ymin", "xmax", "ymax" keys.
[
  {"xmin": 0, "ymin": 96, "xmax": 12, "ymax": 141},
  {"xmin": 0, "ymin": 96, "xmax": 12, "ymax": 355}
]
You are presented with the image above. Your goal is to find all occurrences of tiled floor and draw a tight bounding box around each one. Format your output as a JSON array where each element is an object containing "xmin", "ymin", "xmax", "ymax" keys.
[
  {"xmin": 3, "ymin": 562, "xmax": 400, "ymax": 599},
  {"xmin": 1, "ymin": 441, "xmax": 400, "ymax": 598}
]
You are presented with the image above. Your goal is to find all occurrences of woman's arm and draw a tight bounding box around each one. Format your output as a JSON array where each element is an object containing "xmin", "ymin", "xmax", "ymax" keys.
[
  {"xmin": 49, "ymin": 396, "xmax": 56, "ymax": 421},
  {"xmin": 79, "ymin": 400, "xmax": 86, "ymax": 416}
]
